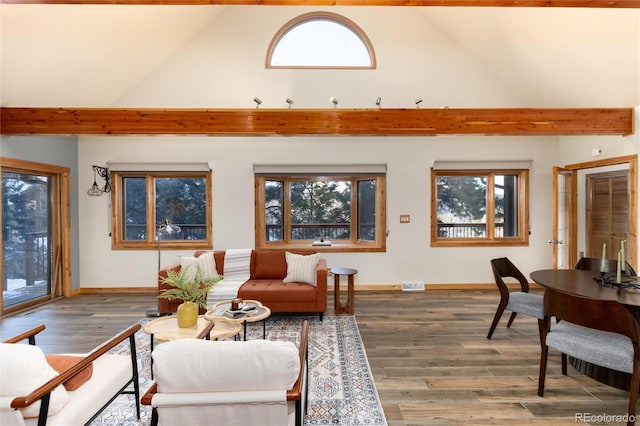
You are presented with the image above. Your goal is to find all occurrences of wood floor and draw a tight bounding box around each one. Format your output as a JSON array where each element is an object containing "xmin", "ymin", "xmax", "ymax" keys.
[{"xmin": 1, "ymin": 289, "xmax": 636, "ymax": 425}]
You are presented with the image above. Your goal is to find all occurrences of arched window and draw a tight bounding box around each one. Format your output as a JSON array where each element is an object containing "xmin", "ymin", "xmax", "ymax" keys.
[{"xmin": 266, "ymin": 12, "xmax": 376, "ymax": 69}]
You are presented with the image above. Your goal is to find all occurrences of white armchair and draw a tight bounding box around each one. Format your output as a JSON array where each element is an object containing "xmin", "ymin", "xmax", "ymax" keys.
[
  {"xmin": 142, "ymin": 320, "xmax": 309, "ymax": 426},
  {"xmin": 0, "ymin": 324, "xmax": 141, "ymax": 426}
]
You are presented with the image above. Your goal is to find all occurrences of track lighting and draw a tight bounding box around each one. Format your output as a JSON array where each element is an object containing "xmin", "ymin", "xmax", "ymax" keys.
[
  {"xmin": 415, "ymin": 98, "xmax": 423, "ymax": 108},
  {"xmin": 330, "ymin": 97, "xmax": 339, "ymax": 108},
  {"xmin": 286, "ymin": 98, "xmax": 293, "ymax": 108},
  {"xmin": 375, "ymin": 97, "xmax": 382, "ymax": 107},
  {"xmin": 253, "ymin": 97, "xmax": 262, "ymax": 108}
]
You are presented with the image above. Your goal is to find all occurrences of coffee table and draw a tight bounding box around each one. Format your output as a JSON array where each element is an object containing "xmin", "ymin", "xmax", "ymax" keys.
[
  {"xmin": 143, "ymin": 315, "xmax": 242, "ymax": 378},
  {"xmin": 205, "ymin": 299, "xmax": 271, "ymax": 340}
]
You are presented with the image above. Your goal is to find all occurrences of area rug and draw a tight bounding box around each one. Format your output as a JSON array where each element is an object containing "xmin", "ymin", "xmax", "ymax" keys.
[{"xmin": 90, "ymin": 315, "xmax": 387, "ymax": 426}]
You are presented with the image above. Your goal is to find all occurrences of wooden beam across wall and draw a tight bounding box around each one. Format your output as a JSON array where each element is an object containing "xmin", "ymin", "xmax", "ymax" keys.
[
  {"xmin": 0, "ymin": 107, "xmax": 633, "ymax": 137},
  {"xmin": 1, "ymin": 0, "xmax": 638, "ymax": 8}
]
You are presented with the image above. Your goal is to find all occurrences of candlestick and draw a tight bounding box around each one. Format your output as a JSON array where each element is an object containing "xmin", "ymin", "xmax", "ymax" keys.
[
  {"xmin": 621, "ymin": 240, "xmax": 626, "ymax": 273},
  {"xmin": 617, "ymin": 250, "xmax": 622, "ymax": 284},
  {"xmin": 600, "ymin": 243, "xmax": 607, "ymax": 273}
]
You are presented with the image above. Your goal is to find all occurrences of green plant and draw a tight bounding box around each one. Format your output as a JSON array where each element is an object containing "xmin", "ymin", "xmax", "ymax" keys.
[{"xmin": 158, "ymin": 265, "xmax": 221, "ymax": 309}]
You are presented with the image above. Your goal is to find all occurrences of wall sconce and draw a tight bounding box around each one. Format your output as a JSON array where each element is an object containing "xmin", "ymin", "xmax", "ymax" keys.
[
  {"xmin": 330, "ymin": 97, "xmax": 339, "ymax": 108},
  {"xmin": 415, "ymin": 98, "xmax": 423, "ymax": 108},
  {"xmin": 286, "ymin": 98, "xmax": 293, "ymax": 108},
  {"xmin": 87, "ymin": 165, "xmax": 110, "ymax": 196},
  {"xmin": 253, "ymin": 97, "xmax": 262, "ymax": 108},
  {"xmin": 375, "ymin": 97, "xmax": 382, "ymax": 108}
]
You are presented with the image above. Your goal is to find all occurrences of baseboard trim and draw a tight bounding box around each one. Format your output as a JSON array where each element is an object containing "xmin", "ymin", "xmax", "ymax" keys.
[
  {"xmin": 77, "ymin": 287, "xmax": 157, "ymax": 294},
  {"xmin": 75, "ymin": 282, "xmax": 541, "ymax": 294}
]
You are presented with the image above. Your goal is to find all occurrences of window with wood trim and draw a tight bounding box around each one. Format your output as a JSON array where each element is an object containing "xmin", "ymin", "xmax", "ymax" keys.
[
  {"xmin": 431, "ymin": 169, "xmax": 529, "ymax": 246},
  {"xmin": 266, "ymin": 11, "xmax": 376, "ymax": 69},
  {"xmin": 111, "ymin": 171, "xmax": 212, "ymax": 250},
  {"xmin": 255, "ymin": 175, "xmax": 386, "ymax": 252}
]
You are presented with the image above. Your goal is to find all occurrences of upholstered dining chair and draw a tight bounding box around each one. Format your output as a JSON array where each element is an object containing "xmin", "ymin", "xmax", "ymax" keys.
[
  {"xmin": 487, "ymin": 257, "xmax": 544, "ymax": 339},
  {"xmin": 538, "ymin": 289, "xmax": 640, "ymax": 426},
  {"xmin": 574, "ymin": 256, "xmax": 636, "ymax": 276}
]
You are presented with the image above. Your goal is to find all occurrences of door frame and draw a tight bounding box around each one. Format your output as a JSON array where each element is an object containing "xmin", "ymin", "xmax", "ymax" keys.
[
  {"xmin": 552, "ymin": 166, "xmax": 575, "ymax": 268},
  {"xmin": 557, "ymin": 155, "xmax": 637, "ymax": 270},
  {"xmin": 0, "ymin": 157, "xmax": 72, "ymax": 315}
]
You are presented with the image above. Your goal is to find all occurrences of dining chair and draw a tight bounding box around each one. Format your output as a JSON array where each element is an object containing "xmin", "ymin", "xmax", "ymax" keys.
[
  {"xmin": 574, "ymin": 256, "xmax": 636, "ymax": 276},
  {"xmin": 538, "ymin": 289, "xmax": 640, "ymax": 426},
  {"xmin": 487, "ymin": 257, "xmax": 544, "ymax": 339}
]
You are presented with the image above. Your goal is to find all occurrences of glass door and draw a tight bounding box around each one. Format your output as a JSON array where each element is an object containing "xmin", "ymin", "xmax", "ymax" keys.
[{"xmin": 2, "ymin": 170, "xmax": 54, "ymax": 311}]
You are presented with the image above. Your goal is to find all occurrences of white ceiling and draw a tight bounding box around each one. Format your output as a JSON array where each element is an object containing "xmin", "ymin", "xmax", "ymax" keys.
[{"xmin": 1, "ymin": 5, "xmax": 638, "ymax": 108}]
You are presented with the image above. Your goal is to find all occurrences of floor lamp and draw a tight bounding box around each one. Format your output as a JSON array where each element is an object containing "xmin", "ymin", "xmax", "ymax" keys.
[{"xmin": 146, "ymin": 219, "xmax": 182, "ymax": 317}]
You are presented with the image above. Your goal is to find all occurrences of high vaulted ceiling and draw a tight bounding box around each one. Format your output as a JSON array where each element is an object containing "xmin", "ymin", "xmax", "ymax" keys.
[
  {"xmin": 0, "ymin": 1, "xmax": 638, "ymax": 136},
  {"xmin": 1, "ymin": 2, "xmax": 638, "ymax": 109}
]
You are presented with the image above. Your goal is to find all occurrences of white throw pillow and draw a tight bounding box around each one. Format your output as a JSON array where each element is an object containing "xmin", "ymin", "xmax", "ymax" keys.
[
  {"xmin": 0, "ymin": 343, "xmax": 69, "ymax": 418},
  {"xmin": 179, "ymin": 251, "xmax": 219, "ymax": 282},
  {"xmin": 283, "ymin": 252, "xmax": 320, "ymax": 286}
]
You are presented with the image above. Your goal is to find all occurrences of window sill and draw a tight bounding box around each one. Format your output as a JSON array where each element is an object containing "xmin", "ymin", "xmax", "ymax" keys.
[{"xmin": 259, "ymin": 241, "xmax": 385, "ymax": 253}]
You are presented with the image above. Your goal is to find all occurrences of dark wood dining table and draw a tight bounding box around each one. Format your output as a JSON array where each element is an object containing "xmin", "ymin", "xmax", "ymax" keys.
[{"xmin": 530, "ymin": 268, "xmax": 640, "ymax": 390}]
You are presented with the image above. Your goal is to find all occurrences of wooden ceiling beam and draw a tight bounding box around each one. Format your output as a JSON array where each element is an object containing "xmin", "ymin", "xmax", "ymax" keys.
[
  {"xmin": 1, "ymin": 0, "xmax": 638, "ymax": 7},
  {"xmin": 0, "ymin": 107, "xmax": 632, "ymax": 136}
]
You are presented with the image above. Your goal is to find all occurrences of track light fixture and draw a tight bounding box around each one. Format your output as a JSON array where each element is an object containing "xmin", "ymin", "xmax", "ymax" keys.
[
  {"xmin": 253, "ymin": 97, "xmax": 262, "ymax": 108},
  {"xmin": 330, "ymin": 97, "xmax": 339, "ymax": 108},
  {"xmin": 87, "ymin": 165, "xmax": 110, "ymax": 196},
  {"xmin": 415, "ymin": 98, "xmax": 423, "ymax": 108},
  {"xmin": 286, "ymin": 98, "xmax": 293, "ymax": 108},
  {"xmin": 375, "ymin": 97, "xmax": 382, "ymax": 107}
]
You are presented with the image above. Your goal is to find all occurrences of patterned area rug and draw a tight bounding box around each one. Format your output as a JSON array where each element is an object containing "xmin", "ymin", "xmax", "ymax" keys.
[{"xmin": 90, "ymin": 315, "xmax": 386, "ymax": 426}]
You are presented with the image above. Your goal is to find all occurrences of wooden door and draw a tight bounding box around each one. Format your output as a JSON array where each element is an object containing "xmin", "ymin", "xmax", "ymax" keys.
[
  {"xmin": 586, "ymin": 171, "xmax": 629, "ymax": 261},
  {"xmin": 552, "ymin": 167, "xmax": 575, "ymax": 269}
]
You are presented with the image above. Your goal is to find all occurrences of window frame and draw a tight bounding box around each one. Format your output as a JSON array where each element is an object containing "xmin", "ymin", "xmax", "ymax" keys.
[
  {"xmin": 255, "ymin": 174, "xmax": 386, "ymax": 252},
  {"xmin": 430, "ymin": 169, "xmax": 529, "ymax": 247},
  {"xmin": 111, "ymin": 171, "xmax": 213, "ymax": 250},
  {"xmin": 265, "ymin": 11, "xmax": 377, "ymax": 70}
]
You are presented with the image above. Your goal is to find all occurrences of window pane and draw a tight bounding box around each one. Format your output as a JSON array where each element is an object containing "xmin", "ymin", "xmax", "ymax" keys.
[
  {"xmin": 495, "ymin": 174, "xmax": 519, "ymax": 238},
  {"xmin": 271, "ymin": 19, "xmax": 371, "ymax": 67},
  {"xmin": 155, "ymin": 177, "xmax": 207, "ymax": 241},
  {"xmin": 2, "ymin": 172, "xmax": 51, "ymax": 308},
  {"xmin": 357, "ymin": 179, "xmax": 376, "ymax": 241},
  {"xmin": 265, "ymin": 180, "xmax": 283, "ymax": 242},
  {"xmin": 123, "ymin": 177, "xmax": 146, "ymax": 240},
  {"xmin": 290, "ymin": 180, "xmax": 351, "ymax": 240},
  {"xmin": 436, "ymin": 176, "xmax": 487, "ymax": 238}
]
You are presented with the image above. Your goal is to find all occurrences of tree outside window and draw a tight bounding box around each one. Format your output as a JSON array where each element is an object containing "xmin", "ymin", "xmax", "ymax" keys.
[
  {"xmin": 256, "ymin": 175, "xmax": 385, "ymax": 252},
  {"xmin": 112, "ymin": 172, "xmax": 212, "ymax": 250},
  {"xmin": 431, "ymin": 169, "xmax": 528, "ymax": 246}
]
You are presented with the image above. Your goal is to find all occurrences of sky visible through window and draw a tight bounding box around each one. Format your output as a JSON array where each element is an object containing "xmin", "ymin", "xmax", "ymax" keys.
[{"xmin": 271, "ymin": 19, "xmax": 371, "ymax": 67}]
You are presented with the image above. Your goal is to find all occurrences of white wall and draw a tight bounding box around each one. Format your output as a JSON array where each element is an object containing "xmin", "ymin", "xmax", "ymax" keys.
[
  {"xmin": 557, "ymin": 106, "xmax": 640, "ymax": 266},
  {"xmin": 79, "ymin": 135, "xmax": 558, "ymax": 288},
  {"xmin": 76, "ymin": 7, "xmax": 637, "ymax": 289}
]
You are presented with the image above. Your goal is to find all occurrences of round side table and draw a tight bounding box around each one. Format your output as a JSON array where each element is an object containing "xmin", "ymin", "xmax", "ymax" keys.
[{"xmin": 331, "ymin": 267, "xmax": 358, "ymax": 315}]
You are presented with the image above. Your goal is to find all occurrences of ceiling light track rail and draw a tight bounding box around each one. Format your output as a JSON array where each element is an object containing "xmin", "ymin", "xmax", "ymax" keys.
[{"xmin": 0, "ymin": 107, "xmax": 632, "ymax": 136}]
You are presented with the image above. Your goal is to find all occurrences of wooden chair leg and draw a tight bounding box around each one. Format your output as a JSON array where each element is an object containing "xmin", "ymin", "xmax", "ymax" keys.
[
  {"xmin": 506, "ymin": 311, "xmax": 518, "ymax": 328},
  {"xmin": 151, "ymin": 407, "xmax": 158, "ymax": 426},
  {"xmin": 538, "ymin": 344, "xmax": 548, "ymax": 397},
  {"xmin": 487, "ymin": 302, "xmax": 507, "ymax": 339},
  {"xmin": 537, "ymin": 319, "xmax": 545, "ymax": 347}
]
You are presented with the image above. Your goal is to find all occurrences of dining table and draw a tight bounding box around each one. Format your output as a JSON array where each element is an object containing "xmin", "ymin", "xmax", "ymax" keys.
[{"xmin": 530, "ymin": 268, "xmax": 640, "ymax": 391}]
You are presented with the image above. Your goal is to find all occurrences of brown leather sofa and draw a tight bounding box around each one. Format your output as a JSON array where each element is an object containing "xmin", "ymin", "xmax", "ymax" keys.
[{"xmin": 158, "ymin": 249, "xmax": 327, "ymax": 319}]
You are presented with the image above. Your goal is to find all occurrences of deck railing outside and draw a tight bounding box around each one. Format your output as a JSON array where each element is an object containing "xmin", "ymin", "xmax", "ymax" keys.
[{"xmin": 437, "ymin": 223, "xmax": 504, "ymax": 238}]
